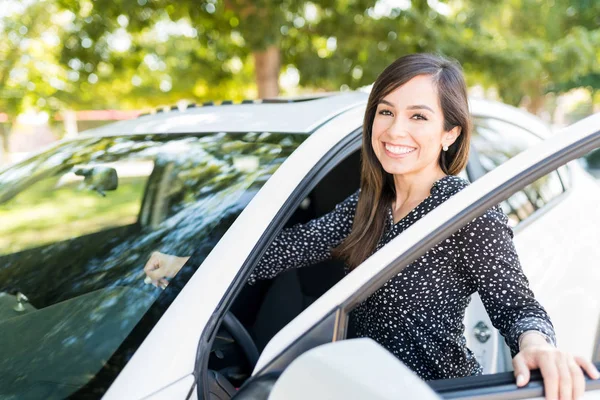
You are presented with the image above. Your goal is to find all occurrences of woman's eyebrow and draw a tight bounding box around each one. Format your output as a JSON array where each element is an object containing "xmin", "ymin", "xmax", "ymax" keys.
[
  {"xmin": 378, "ymin": 100, "xmax": 435, "ymax": 113},
  {"xmin": 379, "ymin": 99, "xmax": 395, "ymax": 107},
  {"xmin": 407, "ymin": 104, "xmax": 435, "ymax": 113}
]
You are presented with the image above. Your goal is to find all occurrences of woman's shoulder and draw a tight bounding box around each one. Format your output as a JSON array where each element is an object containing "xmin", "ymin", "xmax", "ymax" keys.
[
  {"xmin": 431, "ymin": 175, "xmax": 470, "ymax": 196},
  {"xmin": 457, "ymin": 203, "xmax": 511, "ymax": 241},
  {"xmin": 435, "ymin": 175, "xmax": 511, "ymax": 236},
  {"xmin": 333, "ymin": 189, "xmax": 361, "ymax": 212}
]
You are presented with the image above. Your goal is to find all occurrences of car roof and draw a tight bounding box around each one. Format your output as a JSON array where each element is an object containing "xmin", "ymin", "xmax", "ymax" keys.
[
  {"xmin": 80, "ymin": 92, "xmax": 369, "ymax": 136},
  {"xmin": 468, "ymin": 97, "xmax": 553, "ymax": 139},
  {"xmin": 79, "ymin": 91, "xmax": 552, "ymax": 140}
]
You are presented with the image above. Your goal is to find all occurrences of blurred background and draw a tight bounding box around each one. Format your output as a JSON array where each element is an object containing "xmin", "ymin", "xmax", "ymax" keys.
[{"xmin": 1, "ymin": 0, "xmax": 599, "ymax": 166}]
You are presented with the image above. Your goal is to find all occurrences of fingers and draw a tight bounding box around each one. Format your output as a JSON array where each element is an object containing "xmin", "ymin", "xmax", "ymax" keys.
[
  {"xmin": 159, "ymin": 278, "xmax": 169, "ymax": 290},
  {"xmin": 513, "ymin": 354, "xmax": 531, "ymax": 387},
  {"xmin": 568, "ymin": 357, "xmax": 585, "ymax": 400},
  {"xmin": 574, "ymin": 355, "xmax": 600, "ymax": 380},
  {"xmin": 143, "ymin": 251, "xmax": 181, "ymax": 289},
  {"xmin": 556, "ymin": 353, "xmax": 573, "ymax": 400},
  {"xmin": 516, "ymin": 347, "xmax": 599, "ymax": 400},
  {"xmin": 537, "ymin": 352, "xmax": 560, "ymax": 400},
  {"xmin": 144, "ymin": 252, "xmax": 159, "ymax": 273},
  {"xmin": 143, "ymin": 252, "xmax": 157, "ymax": 273},
  {"xmin": 144, "ymin": 252, "xmax": 165, "ymax": 281}
]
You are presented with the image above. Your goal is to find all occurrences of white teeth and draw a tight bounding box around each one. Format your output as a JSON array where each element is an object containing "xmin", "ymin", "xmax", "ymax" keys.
[{"xmin": 385, "ymin": 144, "xmax": 416, "ymax": 155}]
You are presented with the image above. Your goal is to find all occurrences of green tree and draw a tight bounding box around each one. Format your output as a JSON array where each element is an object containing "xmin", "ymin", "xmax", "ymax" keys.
[
  {"xmin": 54, "ymin": 0, "xmax": 475, "ymax": 102},
  {"xmin": 0, "ymin": 1, "xmax": 72, "ymax": 157},
  {"xmin": 3, "ymin": 0, "xmax": 599, "ymax": 121},
  {"xmin": 450, "ymin": 0, "xmax": 600, "ymax": 112}
]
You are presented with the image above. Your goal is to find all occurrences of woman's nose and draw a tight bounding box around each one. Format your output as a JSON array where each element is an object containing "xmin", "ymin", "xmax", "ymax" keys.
[{"xmin": 387, "ymin": 118, "xmax": 409, "ymax": 138}]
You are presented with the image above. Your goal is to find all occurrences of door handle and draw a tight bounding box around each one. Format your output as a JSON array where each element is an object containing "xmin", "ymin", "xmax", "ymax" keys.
[{"xmin": 473, "ymin": 321, "xmax": 491, "ymax": 343}]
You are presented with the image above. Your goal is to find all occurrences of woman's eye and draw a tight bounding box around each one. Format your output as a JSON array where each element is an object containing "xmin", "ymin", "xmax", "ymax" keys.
[
  {"xmin": 411, "ymin": 113, "xmax": 427, "ymax": 121},
  {"xmin": 378, "ymin": 109, "xmax": 393, "ymax": 116}
]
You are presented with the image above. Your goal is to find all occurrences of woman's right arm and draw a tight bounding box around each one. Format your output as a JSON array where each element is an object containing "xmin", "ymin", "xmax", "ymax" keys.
[
  {"xmin": 144, "ymin": 190, "xmax": 359, "ymax": 287},
  {"xmin": 247, "ymin": 190, "xmax": 359, "ymax": 284}
]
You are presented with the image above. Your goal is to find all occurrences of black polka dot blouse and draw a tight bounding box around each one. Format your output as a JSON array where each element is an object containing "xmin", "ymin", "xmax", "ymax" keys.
[{"xmin": 248, "ymin": 175, "xmax": 556, "ymax": 380}]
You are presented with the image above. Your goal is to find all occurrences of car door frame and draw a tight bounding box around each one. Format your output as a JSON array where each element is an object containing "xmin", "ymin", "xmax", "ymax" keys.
[
  {"xmin": 190, "ymin": 108, "xmax": 367, "ymax": 399},
  {"xmin": 245, "ymin": 113, "xmax": 600, "ymax": 399}
]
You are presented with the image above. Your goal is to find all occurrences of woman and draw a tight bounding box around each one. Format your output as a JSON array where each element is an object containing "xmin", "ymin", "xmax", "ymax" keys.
[{"xmin": 145, "ymin": 53, "xmax": 599, "ymax": 399}]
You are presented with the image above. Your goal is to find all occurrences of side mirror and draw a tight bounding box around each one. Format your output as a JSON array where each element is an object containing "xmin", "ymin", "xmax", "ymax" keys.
[
  {"xmin": 73, "ymin": 166, "xmax": 118, "ymax": 197},
  {"xmin": 235, "ymin": 338, "xmax": 441, "ymax": 400}
]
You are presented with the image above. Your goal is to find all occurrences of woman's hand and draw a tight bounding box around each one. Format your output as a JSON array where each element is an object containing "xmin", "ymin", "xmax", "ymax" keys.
[
  {"xmin": 143, "ymin": 251, "xmax": 190, "ymax": 289},
  {"xmin": 513, "ymin": 332, "xmax": 600, "ymax": 400}
]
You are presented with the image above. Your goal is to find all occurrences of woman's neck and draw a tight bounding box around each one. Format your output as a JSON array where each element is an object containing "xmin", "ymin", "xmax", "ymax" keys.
[{"xmin": 391, "ymin": 167, "xmax": 447, "ymax": 213}]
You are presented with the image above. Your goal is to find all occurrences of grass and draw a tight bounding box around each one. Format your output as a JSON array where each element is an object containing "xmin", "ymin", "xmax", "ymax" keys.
[{"xmin": 0, "ymin": 176, "xmax": 147, "ymax": 255}]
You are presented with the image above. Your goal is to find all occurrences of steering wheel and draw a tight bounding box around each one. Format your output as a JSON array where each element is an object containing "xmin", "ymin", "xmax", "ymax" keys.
[
  {"xmin": 222, "ymin": 311, "xmax": 260, "ymax": 369},
  {"xmin": 206, "ymin": 313, "xmax": 259, "ymax": 400}
]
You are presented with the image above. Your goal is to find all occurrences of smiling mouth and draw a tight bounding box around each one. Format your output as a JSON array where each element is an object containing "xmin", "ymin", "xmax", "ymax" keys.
[{"xmin": 384, "ymin": 143, "xmax": 417, "ymax": 155}]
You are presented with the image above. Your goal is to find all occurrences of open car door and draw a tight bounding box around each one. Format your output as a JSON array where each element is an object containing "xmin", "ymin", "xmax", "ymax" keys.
[{"xmin": 232, "ymin": 113, "xmax": 600, "ymax": 399}]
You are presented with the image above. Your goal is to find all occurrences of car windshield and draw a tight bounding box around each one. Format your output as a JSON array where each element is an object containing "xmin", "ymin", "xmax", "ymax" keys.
[{"xmin": 0, "ymin": 131, "xmax": 306, "ymax": 398}]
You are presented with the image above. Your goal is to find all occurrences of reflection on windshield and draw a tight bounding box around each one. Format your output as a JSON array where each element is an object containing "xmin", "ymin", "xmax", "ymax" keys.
[{"xmin": 0, "ymin": 131, "xmax": 306, "ymax": 398}]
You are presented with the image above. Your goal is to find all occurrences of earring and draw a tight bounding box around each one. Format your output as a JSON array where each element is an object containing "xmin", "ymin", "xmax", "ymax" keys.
[{"xmin": 442, "ymin": 144, "xmax": 448, "ymax": 151}]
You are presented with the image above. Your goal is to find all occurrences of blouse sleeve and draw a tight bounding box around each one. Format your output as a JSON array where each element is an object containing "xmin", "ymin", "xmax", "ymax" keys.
[
  {"xmin": 455, "ymin": 205, "xmax": 557, "ymax": 356},
  {"xmin": 247, "ymin": 190, "xmax": 359, "ymax": 285}
]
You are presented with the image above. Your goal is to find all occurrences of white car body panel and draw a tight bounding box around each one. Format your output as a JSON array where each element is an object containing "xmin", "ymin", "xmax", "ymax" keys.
[
  {"xmin": 468, "ymin": 98, "xmax": 553, "ymax": 139},
  {"xmin": 84, "ymin": 93, "xmax": 368, "ymax": 136},
  {"xmin": 254, "ymin": 113, "xmax": 600, "ymax": 374},
  {"xmin": 143, "ymin": 375, "xmax": 196, "ymax": 400},
  {"xmin": 103, "ymin": 105, "xmax": 366, "ymax": 399},
  {"xmin": 269, "ymin": 339, "xmax": 441, "ymax": 400},
  {"xmin": 513, "ymin": 162, "xmax": 600, "ymax": 358}
]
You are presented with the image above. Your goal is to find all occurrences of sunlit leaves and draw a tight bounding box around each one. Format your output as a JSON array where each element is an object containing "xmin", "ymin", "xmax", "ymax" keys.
[{"xmin": 1, "ymin": 0, "xmax": 599, "ymax": 119}]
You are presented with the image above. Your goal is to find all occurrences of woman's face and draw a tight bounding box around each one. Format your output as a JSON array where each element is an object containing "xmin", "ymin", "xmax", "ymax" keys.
[{"xmin": 371, "ymin": 74, "xmax": 459, "ymax": 178}]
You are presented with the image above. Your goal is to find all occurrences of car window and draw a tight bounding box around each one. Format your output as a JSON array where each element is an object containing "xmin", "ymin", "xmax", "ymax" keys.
[
  {"xmin": 0, "ymin": 158, "xmax": 152, "ymax": 255},
  {"xmin": 0, "ymin": 131, "xmax": 306, "ymax": 398},
  {"xmin": 471, "ymin": 118, "xmax": 565, "ymax": 226}
]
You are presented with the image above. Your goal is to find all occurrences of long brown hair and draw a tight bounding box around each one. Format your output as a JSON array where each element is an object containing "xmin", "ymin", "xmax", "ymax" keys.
[{"xmin": 333, "ymin": 53, "xmax": 471, "ymax": 270}]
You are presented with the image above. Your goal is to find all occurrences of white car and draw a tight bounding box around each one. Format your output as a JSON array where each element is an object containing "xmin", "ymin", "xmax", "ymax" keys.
[{"xmin": 0, "ymin": 92, "xmax": 598, "ymax": 399}]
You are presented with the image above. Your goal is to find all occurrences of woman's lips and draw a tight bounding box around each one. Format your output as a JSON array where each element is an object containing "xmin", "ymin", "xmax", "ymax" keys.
[{"xmin": 384, "ymin": 142, "xmax": 417, "ymax": 158}]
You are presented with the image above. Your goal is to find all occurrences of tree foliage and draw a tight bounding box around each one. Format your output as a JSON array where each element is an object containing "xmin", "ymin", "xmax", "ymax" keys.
[{"xmin": 0, "ymin": 0, "xmax": 598, "ymax": 120}]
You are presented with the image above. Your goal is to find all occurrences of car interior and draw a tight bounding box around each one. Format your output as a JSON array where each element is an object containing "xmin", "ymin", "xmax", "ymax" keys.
[{"xmin": 205, "ymin": 149, "xmax": 362, "ymax": 397}]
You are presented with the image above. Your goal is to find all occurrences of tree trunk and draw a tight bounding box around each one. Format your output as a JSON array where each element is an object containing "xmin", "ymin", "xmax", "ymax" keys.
[
  {"xmin": 525, "ymin": 94, "xmax": 546, "ymax": 115},
  {"xmin": 254, "ymin": 45, "xmax": 280, "ymax": 99}
]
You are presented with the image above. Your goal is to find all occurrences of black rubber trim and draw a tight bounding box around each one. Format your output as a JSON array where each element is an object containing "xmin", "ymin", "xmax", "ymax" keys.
[
  {"xmin": 429, "ymin": 362, "xmax": 600, "ymax": 399},
  {"xmin": 429, "ymin": 370, "xmax": 535, "ymax": 393},
  {"xmin": 193, "ymin": 125, "xmax": 363, "ymax": 399}
]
